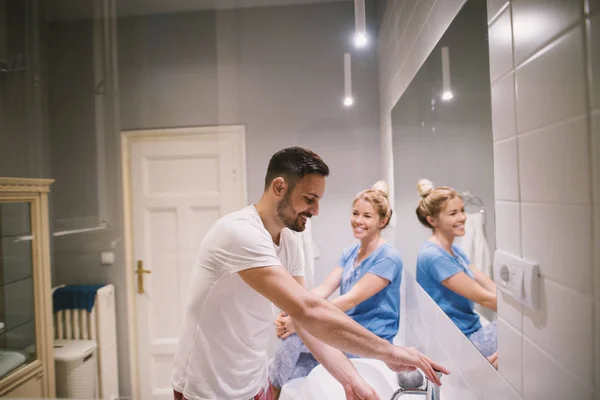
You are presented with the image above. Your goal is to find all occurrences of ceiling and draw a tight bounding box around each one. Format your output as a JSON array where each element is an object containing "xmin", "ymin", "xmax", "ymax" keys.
[{"xmin": 48, "ymin": 0, "xmax": 350, "ymax": 21}]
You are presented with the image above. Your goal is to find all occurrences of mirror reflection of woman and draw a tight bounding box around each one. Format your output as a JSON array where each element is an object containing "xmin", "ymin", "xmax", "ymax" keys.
[{"xmin": 415, "ymin": 179, "xmax": 498, "ymax": 365}]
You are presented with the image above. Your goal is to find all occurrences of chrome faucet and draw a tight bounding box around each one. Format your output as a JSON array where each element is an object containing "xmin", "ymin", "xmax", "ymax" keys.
[{"xmin": 390, "ymin": 369, "xmax": 442, "ymax": 400}]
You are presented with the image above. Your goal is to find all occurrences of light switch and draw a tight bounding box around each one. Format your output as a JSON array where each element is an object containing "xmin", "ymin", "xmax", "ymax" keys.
[
  {"xmin": 493, "ymin": 250, "xmax": 540, "ymax": 310},
  {"xmin": 101, "ymin": 251, "xmax": 115, "ymax": 266}
]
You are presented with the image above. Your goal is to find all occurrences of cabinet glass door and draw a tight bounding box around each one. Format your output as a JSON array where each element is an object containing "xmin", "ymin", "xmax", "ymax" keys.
[{"xmin": 0, "ymin": 202, "xmax": 36, "ymax": 379}]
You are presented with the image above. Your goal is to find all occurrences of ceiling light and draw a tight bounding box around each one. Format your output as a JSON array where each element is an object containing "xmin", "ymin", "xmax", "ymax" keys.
[
  {"xmin": 354, "ymin": 0, "xmax": 367, "ymax": 48},
  {"xmin": 343, "ymin": 53, "xmax": 354, "ymax": 107}
]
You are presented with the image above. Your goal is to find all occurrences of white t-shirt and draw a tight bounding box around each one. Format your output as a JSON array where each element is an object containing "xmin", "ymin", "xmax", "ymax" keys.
[{"xmin": 172, "ymin": 205, "xmax": 304, "ymax": 400}]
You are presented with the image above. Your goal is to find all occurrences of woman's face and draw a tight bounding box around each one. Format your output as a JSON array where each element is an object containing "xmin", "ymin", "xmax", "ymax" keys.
[
  {"xmin": 351, "ymin": 199, "xmax": 385, "ymax": 240},
  {"xmin": 428, "ymin": 197, "xmax": 467, "ymax": 238}
]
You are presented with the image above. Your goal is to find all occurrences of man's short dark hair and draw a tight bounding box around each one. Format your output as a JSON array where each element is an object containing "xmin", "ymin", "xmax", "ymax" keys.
[{"xmin": 264, "ymin": 147, "xmax": 330, "ymax": 191}]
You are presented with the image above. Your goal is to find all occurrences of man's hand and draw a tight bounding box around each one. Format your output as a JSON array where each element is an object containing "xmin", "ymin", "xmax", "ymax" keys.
[
  {"xmin": 342, "ymin": 375, "xmax": 380, "ymax": 400},
  {"xmin": 385, "ymin": 347, "xmax": 450, "ymax": 386},
  {"xmin": 274, "ymin": 312, "xmax": 296, "ymax": 339}
]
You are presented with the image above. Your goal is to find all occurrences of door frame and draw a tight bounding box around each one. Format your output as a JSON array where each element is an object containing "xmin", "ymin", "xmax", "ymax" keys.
[{"xmin": 120, "ymin": 125, "xmax": 247, "ymax": 400}]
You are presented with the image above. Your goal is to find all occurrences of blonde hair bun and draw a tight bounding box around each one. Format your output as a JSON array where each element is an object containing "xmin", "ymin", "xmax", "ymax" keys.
[
  {"xmin": 371, "ymin": 180, "xmax": 389, "ymax": 197},
  {"xmin": 417, "ymin": 179, "xmax": 434, "ymax": 198}
]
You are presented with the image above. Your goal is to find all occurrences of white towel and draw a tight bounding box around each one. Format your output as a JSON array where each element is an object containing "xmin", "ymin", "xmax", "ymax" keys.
[
  {"xmin": 292, "ymin": 218, "xmax": 320, "ymax": 289},
  {"xmin": 456, "ymin": 212, "xmax": 492, "ymax": 277}
]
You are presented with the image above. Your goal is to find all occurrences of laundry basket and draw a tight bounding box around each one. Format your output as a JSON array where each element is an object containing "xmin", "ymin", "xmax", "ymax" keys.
[{"xmin": 54, "ymin": 339, "xmax": 98, "ymax": 399}]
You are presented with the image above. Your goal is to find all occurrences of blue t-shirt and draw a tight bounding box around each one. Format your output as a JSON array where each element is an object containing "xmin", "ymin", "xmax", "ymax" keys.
[
  {"xmin": 338, "ymin": 243, "xmax": 403, "ymax": 342},
  {"xmin": 416, "ymin": 241, "xmax": 482, "ymax": 336}
]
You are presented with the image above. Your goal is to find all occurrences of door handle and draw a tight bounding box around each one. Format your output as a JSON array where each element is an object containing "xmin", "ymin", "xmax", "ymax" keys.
[{"xmin": 136, "ymin": 260, "xmax": 151, "ymax": 294}]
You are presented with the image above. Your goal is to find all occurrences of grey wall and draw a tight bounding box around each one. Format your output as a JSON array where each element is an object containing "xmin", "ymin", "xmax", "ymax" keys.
[
  {"xmin": 41, "ymin": 1, "xmax": 382, "ymax": 397},
  {"xmin": 0, "ymin": 0, "xmax": 50, "ymax": 180},
  {"xmin": 391, "ymin": 0, "xmax": 495, "ymax": 275},
  {"xmin": 48, "ymin": 19, "xmax": 99, "ymax": 232},
  {"xmin": 118, "ymin": 1, "xmax": 382, "ymax": 287}
]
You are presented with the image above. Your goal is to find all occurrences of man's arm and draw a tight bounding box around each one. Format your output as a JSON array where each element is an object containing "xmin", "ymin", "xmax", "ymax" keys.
[
  {"xmin": 238, "ymin": 265, "xmax": 448, "ymax": 385},
  {"xmin": 294, "ymin": 321, "xmax": 378, "ymax": 398}
]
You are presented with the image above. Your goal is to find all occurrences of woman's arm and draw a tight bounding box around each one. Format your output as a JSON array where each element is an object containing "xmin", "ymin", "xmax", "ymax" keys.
[
  {"xmin": 311, "ymin": 266, "xmax": 344, "ymax": 299},
  {"xmin": 278, "ymin": 271, "xmax": 390, "ymax": 336},
  {"xmin": 469, "ymin": 265, "xmax": 496, "ymax": 293},
  {"xmin": 442, "ymin": 272, "xmax": 497, "ymax": 311},
  {"xmin": 330, "ymin": 273, "xmax": 390, "ymax": 312}
]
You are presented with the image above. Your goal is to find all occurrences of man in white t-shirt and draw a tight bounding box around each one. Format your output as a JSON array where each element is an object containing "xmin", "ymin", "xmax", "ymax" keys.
[{"xmin": 172, "ymin": 147, "xmax": 448, "ymax": 400}]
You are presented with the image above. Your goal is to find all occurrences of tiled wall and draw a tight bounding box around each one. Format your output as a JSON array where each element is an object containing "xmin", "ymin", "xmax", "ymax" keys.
[
  {"xmin": 380, "ymin": 0, "xmax": 599, "ymax": 399},
  {"xmin": 403, "ymin": 272, "xmax": 519, "ymax": 400},
  {"xmin": 487, "ymin": 1, "xmax": 599, "ymax": 399}
]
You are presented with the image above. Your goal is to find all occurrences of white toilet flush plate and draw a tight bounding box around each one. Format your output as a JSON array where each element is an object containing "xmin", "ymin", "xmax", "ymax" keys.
[{"xmin": 493, "ymin": 250, "xmax": 540, "ymax": 310}]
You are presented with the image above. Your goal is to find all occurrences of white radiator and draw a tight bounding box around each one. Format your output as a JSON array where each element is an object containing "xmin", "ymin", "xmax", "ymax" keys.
[{"xmin": 53, "ymin": 284, "xmax": 120, "ymax": 400}]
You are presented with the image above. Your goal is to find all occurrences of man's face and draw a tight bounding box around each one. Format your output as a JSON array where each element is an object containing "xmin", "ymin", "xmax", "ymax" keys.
[{"xmin": 276, "ymin": 174, "xmax": 325, "ymax": 232}]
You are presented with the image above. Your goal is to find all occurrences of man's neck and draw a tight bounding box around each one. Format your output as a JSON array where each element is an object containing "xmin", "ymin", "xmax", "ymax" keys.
[{"xmin": 254, "ymin": 199, "xmax": 284, "ymax": 244}]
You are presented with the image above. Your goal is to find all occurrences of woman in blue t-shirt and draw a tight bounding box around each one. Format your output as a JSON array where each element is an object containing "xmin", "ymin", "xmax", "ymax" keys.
[
  {"xmin": 269, "ymin": 181, "xmax": 403, "ymax": 396},
  {"xmin": 415, "ymin": 179, "xmax": 498, "ymax": 361}
]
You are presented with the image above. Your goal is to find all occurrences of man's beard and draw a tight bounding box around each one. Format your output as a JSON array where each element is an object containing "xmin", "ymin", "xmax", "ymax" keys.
[{"xmin": 276, "ymin": 193, "xmax": 311, "ymax": 232}]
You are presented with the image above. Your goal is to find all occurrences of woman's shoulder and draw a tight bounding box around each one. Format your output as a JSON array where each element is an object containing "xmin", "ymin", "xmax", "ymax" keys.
[
  {"xmin": 451, "ymin": 244, "xmax": 471, "ymax": 264},
  {"xmin": 417, "ymin": 241, "xmax": 444, "ymax": 258},
  {"xmin": 342, "ymin": 243, "xmax": 360, "ymax": 254},
  {"xmin": 376, "ymin": 244, "xmax": 403, "ymax": 263},
  {"xmin": 339, "ymin": 244, "xmax": 360, "ymax": 263}
]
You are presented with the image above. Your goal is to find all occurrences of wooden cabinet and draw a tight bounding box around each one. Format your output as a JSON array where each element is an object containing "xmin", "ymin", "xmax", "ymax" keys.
[
  {"xmin": 0, "ymin": 178, "xmax": 55, "ymax": 398},
  {"xmin": 2, "ymin": 371, "xmax": 43, "ymax": 398}
]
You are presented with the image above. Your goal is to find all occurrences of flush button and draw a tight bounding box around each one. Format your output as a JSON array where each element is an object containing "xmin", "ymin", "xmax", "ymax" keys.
[
  {"xmin": 493, "ymin": 250, "xmax": 540, "ymax": 310},
  {"xmin": 500, "ymin": 264, "xmax": 510, "ymax": 283}
]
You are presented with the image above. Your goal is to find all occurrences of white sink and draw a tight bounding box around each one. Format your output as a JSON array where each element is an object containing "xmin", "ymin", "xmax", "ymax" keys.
[{"xmin": 281, "ymin": 358, "xmax": 425, "ymax": 400}]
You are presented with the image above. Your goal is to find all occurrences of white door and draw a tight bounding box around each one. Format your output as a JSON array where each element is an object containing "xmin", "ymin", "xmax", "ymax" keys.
[{"xmin": 128, "ymin": 127, "xmax": 246, "ymax": 400}]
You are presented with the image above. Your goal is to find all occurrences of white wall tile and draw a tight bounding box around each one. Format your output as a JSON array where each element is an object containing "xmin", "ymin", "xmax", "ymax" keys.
[
  {"xmin": 497, "ymin": 318, "xmax": 522, "ymax": 394},
  {"xmin": 523, "ymin": 279, "xmax": 595, "ymax": 383},
  {"xmin": 491, "ymin": 72, "xmax": 516, "ymax": 142},
  {"xmin": 439, "ymin": 353, "xmax": 460, "ymax": 400},
  {"xmin": 448, "ymin": 367, "xmax": 479, "ymax": 400},
  {"xmin": 521, "ymin": 202, "xmax": 593, "ymax": 295},
  {"xmin": 419, "ymin": 285, "xmax": 445, "ymax": 332},
  {"xmin": 591, "ymin": 13, "xmax": 600, "ymax": 110},
  {"xmin": 423, "ymin": 0, "xmax": 468, "ymax": 56},
  {"xmin": 512, "ymin": 0, "xmax": 582, "ymax": 65},
  {"xmin": 405, "ymin": 320, "xmax": 421, "ymax": 349},
  {"xmin": 495, "ymin": 201, "xmax": 521, "ymax": 256},
  {"xmin": 487, "ymin": 0, "xmax": 509, "ymax": 23},
  {"xmin": 436, "ymin": 304, "xmax": 465, "ymax": 363},
  {"xmin": 517, "ymin": 116, "xmax": 591, "ymax": 203},
  {"xmin": 515, "ymin": 26, "xmax": 587, "ymax": 133},
  {"xmin": 488, "ymin": 7, "xmax": 513, "ymax": 82},
  {"xmin": 523, "ymin": 337, "xmax": 595, "ymax": 400},
  {"xmin": 424, "ymin": 340, "xmax": 454, "ymax": 388},
  {"xmin": 482, "ymin": 358, "xmax": 522, "ymax": 400},
  {"xmin": 498, "ymin": 291, "xmax": 523, "ymax": 331},
  {"xmin": 457, "ymin": 338, "xmax": 486, "ymax": 398},
  {"xmin": 493, "ymin": 138, "xmax": 520, "ymax": 201},
  {"xmin": 455, "ymin": 384, "xmax": 479, "ymax": 400}
]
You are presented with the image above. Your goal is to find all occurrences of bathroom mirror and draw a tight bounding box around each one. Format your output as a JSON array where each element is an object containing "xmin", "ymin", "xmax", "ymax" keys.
[{"xmin": 391, "ymin": 0, "xmax": 498, "ymax": 363}]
